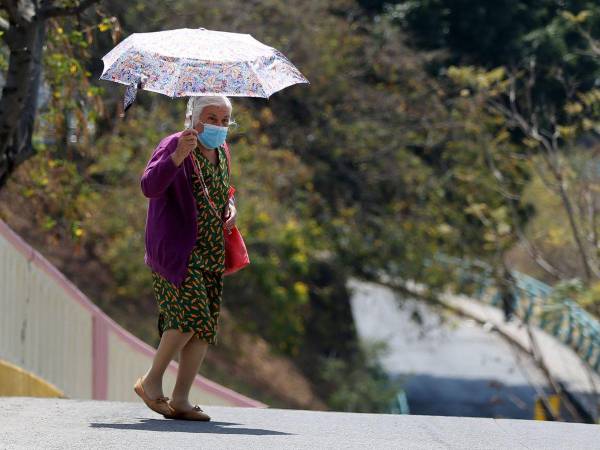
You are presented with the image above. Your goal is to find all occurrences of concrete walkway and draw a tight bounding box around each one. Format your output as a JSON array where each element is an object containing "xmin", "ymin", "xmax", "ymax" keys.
[{"xmin": 1, "ymin": 397, "xmax": 599, "ymax": 449}]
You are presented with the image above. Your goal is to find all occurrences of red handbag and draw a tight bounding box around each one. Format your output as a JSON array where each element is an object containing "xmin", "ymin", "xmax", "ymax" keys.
[
  {"xmin": 190, "ymin": 142, "xmax": 250, "ymax": 275},
  {"xmin": 223, "ymin": 222, "xmax": 250, "ymax": 275}
]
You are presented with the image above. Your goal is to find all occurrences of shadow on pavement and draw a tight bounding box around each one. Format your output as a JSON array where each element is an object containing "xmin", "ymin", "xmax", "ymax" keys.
[{"xmin": 90, "ymin": 418, "xmax": 294, "ymax": 435}]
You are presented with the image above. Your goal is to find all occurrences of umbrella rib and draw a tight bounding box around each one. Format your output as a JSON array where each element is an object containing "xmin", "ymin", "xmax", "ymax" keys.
[
  {"xmin": 167, "ymin": 60, "xmax": 185, "ymax": 97},
  {"xmin": 244, "ymin": 61, "xmax": 269, "ymax": 98}
]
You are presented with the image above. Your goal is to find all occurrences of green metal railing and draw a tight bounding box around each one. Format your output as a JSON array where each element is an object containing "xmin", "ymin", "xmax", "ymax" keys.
[{"xmin": 432, "ymin": 254, "xmax": 600, "ymax": 375}]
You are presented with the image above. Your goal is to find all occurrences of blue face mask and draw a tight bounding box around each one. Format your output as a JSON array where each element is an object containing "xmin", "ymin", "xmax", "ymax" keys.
[{"xmin": 197, "ymin": 123, "xmax": 228, "ymax": 149}]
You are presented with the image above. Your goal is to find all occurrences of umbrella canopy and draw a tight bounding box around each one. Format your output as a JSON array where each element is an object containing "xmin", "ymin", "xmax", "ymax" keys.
[{"xmin": 100, "ymin": 27, "xmax": 309, "ymax": 110}]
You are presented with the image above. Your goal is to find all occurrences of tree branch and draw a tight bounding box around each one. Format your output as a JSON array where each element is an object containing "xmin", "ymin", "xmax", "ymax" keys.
[
  {"xmin": 40, "ymin": 0, "xmax": 100, "ymax": 18},
  {"xmin": 577, "ymin": 26, "xmax": 600, "ymax": 58},
  {"xmin": 1, "ymin": 0, "xmax": 35, "ymax": 25},
  {"xmin": 488, "ymin": 76, "xmax": 599, "ymax": 281},
  {"xmin": 481, "ymin": 134, "xmax": 566, "ymax": 279}
]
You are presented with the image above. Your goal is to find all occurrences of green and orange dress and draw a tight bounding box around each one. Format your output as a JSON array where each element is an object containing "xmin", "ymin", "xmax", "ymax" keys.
[{"xmin": 151, "ymin": 143, "xmax": 230, "ymax": 345}]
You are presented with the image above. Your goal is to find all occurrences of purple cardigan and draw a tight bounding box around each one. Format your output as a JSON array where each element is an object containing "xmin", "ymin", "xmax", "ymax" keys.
[{"xmin": 141, "ymin": 131, "xmax": 198, "ymax": 287}]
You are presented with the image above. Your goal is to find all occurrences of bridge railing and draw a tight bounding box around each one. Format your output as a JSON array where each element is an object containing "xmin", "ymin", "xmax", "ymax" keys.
[
  {"xmin": 432, "ymin": 254, "xmax": 600, "ymax": 374},
  {"xmin": 0, "ymin": 218, "xmax": 267, "ymax": 407}
]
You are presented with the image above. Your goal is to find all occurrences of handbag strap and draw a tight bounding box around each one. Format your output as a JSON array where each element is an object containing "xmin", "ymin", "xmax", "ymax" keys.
[
  {"xmin": 223, "ymin": 141, "xmax": 231, "ymax": 177},
  {"xmin": 224, "ymin": 142, "xmax": 236, "ymax": 199}
]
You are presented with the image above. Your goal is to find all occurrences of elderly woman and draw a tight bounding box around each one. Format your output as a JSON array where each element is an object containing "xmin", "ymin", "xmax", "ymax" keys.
[{"xmin": 133, "ymin": 95, "xmax": 237, "ymax": 421}]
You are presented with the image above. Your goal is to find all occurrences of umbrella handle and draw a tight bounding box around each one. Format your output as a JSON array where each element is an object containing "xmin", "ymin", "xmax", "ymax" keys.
[{"xmin": 122, "ymin": 74, "xmax": 148, "ymax": 114}]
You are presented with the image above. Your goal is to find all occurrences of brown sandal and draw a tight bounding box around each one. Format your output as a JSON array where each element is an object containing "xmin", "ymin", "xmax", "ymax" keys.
[
  {"xmin": 133, "ymin": 376, "xmax": 174, "ymax": 416},
  {"xmin": 163, "ymin": 404, "xmax": 211, "ymax": 421}
]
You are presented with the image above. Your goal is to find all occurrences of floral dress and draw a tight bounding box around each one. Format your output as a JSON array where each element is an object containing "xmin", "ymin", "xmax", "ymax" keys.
[{"xmin": 151, "ymin": 143, "xmax": 230, "ymax": 345}]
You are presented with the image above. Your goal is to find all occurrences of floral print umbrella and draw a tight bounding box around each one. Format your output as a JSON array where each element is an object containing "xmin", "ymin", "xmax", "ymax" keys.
[{"xmin": 99, "ymin": 27, "xmax": 310, "ymax": 110}]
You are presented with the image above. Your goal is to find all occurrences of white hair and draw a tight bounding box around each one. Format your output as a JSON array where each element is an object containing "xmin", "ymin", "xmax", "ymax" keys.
[{"xmin": 184, "ymin": 95, "xmax": 233, "ymax": 128}]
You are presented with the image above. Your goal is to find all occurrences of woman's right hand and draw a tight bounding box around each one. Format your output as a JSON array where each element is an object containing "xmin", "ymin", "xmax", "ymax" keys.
[{"xmin": 171, "ymin": 128, "xmax": 198, "ymax": 166}]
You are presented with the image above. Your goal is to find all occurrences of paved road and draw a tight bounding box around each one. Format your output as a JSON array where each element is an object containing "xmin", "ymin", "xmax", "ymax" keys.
[{"xmin": 1, "ymin": 397, "xmax": 599, "ymax": 449}]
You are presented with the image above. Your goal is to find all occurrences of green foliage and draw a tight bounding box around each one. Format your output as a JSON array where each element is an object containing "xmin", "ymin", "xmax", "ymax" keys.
[
  {"xmin": 226, "ymin": 136, "xmax": 323, "ymax": 355},
  {"xmin": 74, "ymin": 0, "xmax": 541, "ymax": 355},
  {"xmin": 41, "ymin": 16, "xmax": 109, "ymax": 144},
  {"xmin": 544, "ymin": 276, "xmax": 600, "ymax": 316},
  {"xmin": 383, "ymin": 1, "xmax": 600, "ymax": 318},
  {"xmin": 316, "ymin": 340, "xmax": 405, "ymax": 413},
  {"xmin": 3, "ymin": 11, "xmax": 117, "ymax": 248},
  {"xmin": 10, "ymin": 0, "xmax": 600, "ymax": 411}
]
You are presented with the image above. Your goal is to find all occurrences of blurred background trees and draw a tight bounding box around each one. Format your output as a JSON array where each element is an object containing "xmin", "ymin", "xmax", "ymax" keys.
[{"xmin": 1, "ymin": 0, "xmax": 600, "ymax": 410}]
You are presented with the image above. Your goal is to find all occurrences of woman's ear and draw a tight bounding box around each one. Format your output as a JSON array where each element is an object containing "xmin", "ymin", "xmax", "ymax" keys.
[{"xmin": 194, "ymin": 121, "xmax": 205, "ymax": 134}]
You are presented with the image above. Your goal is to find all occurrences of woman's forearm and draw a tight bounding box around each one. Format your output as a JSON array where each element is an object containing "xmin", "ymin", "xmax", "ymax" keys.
[{"xmin": 171, "ymin": 150, "xmax": 185, "ymax": 167}]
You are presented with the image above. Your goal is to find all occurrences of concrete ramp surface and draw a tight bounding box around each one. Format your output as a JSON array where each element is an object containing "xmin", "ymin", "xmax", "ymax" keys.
[{"xmin": 1, "ymin": 397, "xmax": 599, "ymax": 449}]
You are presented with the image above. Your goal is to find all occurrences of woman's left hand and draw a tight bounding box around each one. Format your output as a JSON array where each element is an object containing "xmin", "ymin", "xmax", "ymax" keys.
[{"xmin": 223, "ymin": 202, "xmax": 237, "ymax": 231}]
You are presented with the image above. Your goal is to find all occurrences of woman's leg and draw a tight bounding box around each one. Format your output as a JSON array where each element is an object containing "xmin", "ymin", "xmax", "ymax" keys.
[
  {"xmin": 141, "ymin": 328, "xmax": 194, "ymax": 400},
  {"xmin": 170, "ymin": 337, "xmax": 209, "ymax": 409}
]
